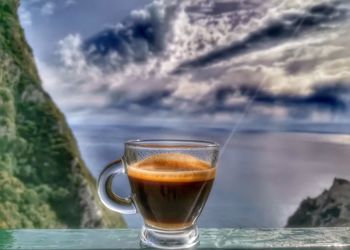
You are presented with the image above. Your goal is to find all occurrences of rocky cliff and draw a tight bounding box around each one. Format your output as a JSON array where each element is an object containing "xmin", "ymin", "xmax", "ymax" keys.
[
  {"xmin": 0, "ymin": 0, "xmax": 125, "ymax": 228},
  {"xmin": 287, "ymin": 178, "xmax": 350, "ymax": 227}
]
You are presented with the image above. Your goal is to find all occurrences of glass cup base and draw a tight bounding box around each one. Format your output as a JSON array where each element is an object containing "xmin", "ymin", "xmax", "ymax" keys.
[{"xmin": 140, "ymin": 224, "xmax": 199, "ymax": 249}]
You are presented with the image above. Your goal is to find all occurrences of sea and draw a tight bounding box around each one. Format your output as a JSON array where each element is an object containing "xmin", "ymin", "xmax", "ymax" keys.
[{"xmin": 71, "ymin": 124, "xmax": 350, "ymax": 228}]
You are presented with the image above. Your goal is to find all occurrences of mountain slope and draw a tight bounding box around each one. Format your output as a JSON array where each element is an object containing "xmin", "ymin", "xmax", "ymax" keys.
[
  {"xmin": 287, "ymin": 178, "xmax": 350, "ymax": 227},
  {"xmin": 0, "ymin": 0, "xmax": 125, "ymax": 228}
]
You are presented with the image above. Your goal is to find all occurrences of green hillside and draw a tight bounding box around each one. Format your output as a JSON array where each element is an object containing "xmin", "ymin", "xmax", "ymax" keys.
[{"xmin": 0, "ymin": 0, "xmax": 125, "ymax": 228}]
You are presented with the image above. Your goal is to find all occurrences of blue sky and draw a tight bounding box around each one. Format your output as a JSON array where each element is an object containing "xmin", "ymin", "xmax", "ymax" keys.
[
  {"xmin": 19, "ymin": 0, "xmax": 151, "ymax": 61},
  {"xmin": 18, "ymin": 0, "xmax": 350, "ymax": 130}
]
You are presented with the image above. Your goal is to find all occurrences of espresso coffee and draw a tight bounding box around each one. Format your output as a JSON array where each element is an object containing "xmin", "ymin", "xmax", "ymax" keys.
[{"xmin": 128, "ymin": 153, "xmax": 215, "ymax": 230}]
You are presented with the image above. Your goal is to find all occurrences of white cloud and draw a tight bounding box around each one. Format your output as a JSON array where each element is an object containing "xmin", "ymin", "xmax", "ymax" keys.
[
  {"xmin": 57, "ymin": 34, "xmax": 86, "ymax": 70},
  {"xmin": 65, "ymin": 0, "xmax": 76, "ymax": 7},
  {"xmin": 37, "ymin": 0, "xmax": 350, "ymax": 126},
  {"xmin": 18, "ymin": 7, "xmax": 32, "ymax": 27},
  {"xmin": 38, "ymin": 58, "xmax": 109, "ymax": 113},
  {"xmin": 171, "ymin": 78, "xmax": 214, "ymax": 101},
  {"xmin": 41, "ymin": 2, "xmax": 55, "ymax": 16}
]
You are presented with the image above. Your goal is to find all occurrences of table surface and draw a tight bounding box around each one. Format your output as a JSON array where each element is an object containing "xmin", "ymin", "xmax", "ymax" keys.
[{"xmin": 0, "ymin": 228, "xmax": 349, "ymax": 249}]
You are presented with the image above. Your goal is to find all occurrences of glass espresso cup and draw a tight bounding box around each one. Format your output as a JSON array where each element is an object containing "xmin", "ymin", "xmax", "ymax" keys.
[{"xmin": 98, "ymin": 139, "xmax": 219, "ymax": 249}]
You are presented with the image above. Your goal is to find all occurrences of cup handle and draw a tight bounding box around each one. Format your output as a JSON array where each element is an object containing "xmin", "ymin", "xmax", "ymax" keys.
[{"xmin": 98, "ymin": 158, "xmax": 137, "ymax": 214}]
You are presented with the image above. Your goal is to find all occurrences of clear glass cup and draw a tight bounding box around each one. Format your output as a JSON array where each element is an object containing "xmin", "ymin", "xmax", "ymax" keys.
[{"xmin": 98, "ymin": 139, "xmax": 219, "ymax": 249}]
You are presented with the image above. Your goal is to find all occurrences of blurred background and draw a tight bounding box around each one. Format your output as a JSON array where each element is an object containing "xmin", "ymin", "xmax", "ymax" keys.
[{"xmin": 2, "ymin": 0, "xmax": 349, "ymax": 228}]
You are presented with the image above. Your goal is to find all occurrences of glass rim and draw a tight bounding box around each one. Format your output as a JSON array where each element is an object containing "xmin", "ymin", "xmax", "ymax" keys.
[{"xmin": 125, "ymin": 139, "xmax": 219, "ymax": 149}]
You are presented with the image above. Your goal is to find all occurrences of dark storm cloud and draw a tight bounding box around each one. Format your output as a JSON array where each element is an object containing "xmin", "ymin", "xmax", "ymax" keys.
[
  {"xmin": 82, "ymin": 2, "xmax": 175, "ymax": 68},
  {"xmin": 103, "ymin": 80, "xmax": 349, "ymax": 117},
  {"xmin": 243, "ymin": 83, "xmax": 347, "ymax": 111},
  {"xmin": 133, "ymin": 90, "xmax": 172, "ymax": 107},
  {"xmin": 186, "ymin": 1, "xmax": 260, "ymax": 15},
  {"xmin": 104, "ymin": 81, "xmax": 348, "ymax": 116},
  {"xmin": 285, "ymin": 59, "xmax": 318, "ymax": 75},
  {"xmin": 173, "ymin": 1, "xmax": 347, "ymax": 73},
  {"xmin": 210, "ymin": 82, "xmax": 349, "ymax": 114},
  {"xmin": 108, "ymin": 90, "xmax": 172, "ymax": 110},
  {"xmin": 215, "ymin": 86, "xmax": 235, "ymax": 103}
]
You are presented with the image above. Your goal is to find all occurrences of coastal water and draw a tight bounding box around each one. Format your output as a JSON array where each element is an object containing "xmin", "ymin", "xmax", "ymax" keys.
[{"xmin": 71, "ymin": 124, "xmax": 350, "ymax": 228}]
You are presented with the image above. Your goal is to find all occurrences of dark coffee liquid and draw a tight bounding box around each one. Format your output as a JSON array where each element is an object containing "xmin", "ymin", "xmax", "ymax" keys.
[{"xmin": 128, "ymin": 153, "xmax": 215, "ymax": 230}]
